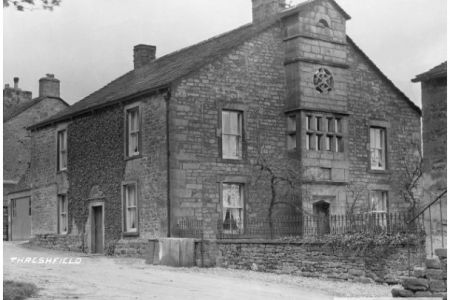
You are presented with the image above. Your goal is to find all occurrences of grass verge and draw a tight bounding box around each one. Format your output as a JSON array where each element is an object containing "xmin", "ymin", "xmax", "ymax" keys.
[{"xmin": 3, "ymin": 280, "xmax": 38, "ymax": 300}]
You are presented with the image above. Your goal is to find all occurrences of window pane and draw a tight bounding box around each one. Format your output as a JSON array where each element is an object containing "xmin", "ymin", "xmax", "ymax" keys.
[
  {"xmin": 370, "ymin": 191, "xmax": 387, "ymax": 212},
  {"xmin": 325, "ymin": 135, "xmax": 331, "ymax": 151},
  {"xmin": 222, "ymin": 111, "xmax": 240, "ymax": 135},
  {"xmin": 316, "ymin": 117, "xmax": 322, "ymax": 131},
  {"xmin": 222, "ymin": 183, "xmax": 243, "ymax": 233},
  {"xmin": 326, "ymin": 118, "xmax": 333, "ymax": 132},
  {"xmin": 287, "ymin": 115, "xmax": 296, "ymax": 132},
  {"xmin": 222, "ymin": 135, "xmax": 241, "ymax": 159},
  {"xmin": 306, "ymin": 116, "xmax": 311, "ymax": 130},
  {"xmin": 223, "ymin": 184, "xmax": 243, "ymax": 208},
  {"xmin": 317, "ymin": 135, "xmax": 322, "ymax": 151},
  {"xmin": 370, "ymin": 128, "xmax": 386, "ymax": 169},
  {"xmin": 127, "ymin": 185, "xmax": 136, "ymax": 207},
  {"xmin": 335, "ymin": 119, "xmax": 342, "ymax": 133},
  {"xmin": 127, "ymin": 208, "xmax": 137, "ymax": 231}
]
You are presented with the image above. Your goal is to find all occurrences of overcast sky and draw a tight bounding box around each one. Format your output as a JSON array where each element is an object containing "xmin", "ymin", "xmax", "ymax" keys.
[{"xmin": 3, "ymin": 0, "xmax": 447, "ymax": 106}]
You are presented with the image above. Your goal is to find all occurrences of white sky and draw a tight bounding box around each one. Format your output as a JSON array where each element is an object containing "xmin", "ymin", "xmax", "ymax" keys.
[{"xmin": 3, "ymin": 0, "xmax": 447, "ymax": 106}]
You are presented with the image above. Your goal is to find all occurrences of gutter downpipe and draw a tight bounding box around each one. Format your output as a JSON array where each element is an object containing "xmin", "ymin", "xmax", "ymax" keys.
[{"xmin": 164, "ymin": 89, "xmax": 172, "ymax": 237}]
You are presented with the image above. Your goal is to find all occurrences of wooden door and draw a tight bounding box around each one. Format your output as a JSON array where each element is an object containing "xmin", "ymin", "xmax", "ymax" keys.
[
  {"xmin": 11, "ymin": 197, "xmax": 31, "ymax": 241},
  {"xmin": 92, "ymin": 206, "xmax": 103, "ymax": 254},
  {"xmin": 313, "ymin": 201, "xmax": 330, "ymax": 236}
]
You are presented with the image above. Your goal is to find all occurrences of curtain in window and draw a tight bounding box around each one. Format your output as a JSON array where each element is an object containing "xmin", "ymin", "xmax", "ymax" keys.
[
  {"xmin": 222, "ymin": 184, "xmax": 243, "ymax": 232},
  {"xmin": 128, "ymin": 110, "xmax": 139, "ymax": 156},
  {"xmin": 370, "ymin": 191, "xmax": 387, "ymax": 212},
  {"xmin": 370, "ymin": 128, "xmax": 385, "ymax": 169}
]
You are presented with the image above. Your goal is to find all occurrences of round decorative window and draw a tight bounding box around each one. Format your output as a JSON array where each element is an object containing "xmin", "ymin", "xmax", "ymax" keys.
[{"xmin": 313, "ymin": 68, "xmax": 334, "ymax": 94}]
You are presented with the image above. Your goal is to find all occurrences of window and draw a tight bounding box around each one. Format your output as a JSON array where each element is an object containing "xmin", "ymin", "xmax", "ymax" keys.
[
  {"xmin": 222, "ymin": 110, "xmax": 242, "ymax": 159},
  {"xmin": 57, "ymin": 129, "xmax": 67, "ymax": 171},
  {"xmin": 318, "ymin": 19, "xmax": 330, "ymax": 28},
  {"xmin": 369, "ymin": 191, "xmax": 388, "ymax": 213},
  {"xmin": 126, "ymin": 107, "xmax": 140, "ymax": 158},
  {"xmin": 58, "ymin": 195, "xmax": 68, "ymax": 234},
  {"xmin": 222, "ymin": 183, "xmax": 244, "ymax": 234},
  {"xmin": 287, "ymin": 115, "xmax": 296, "ymax": 151},
  {"xmin": 305, "ymin": 114, "xmax": 343, "ymax": 152},
  {"xmin": 370, "ymin": 127, "xmax": 386, "ymax": 170},
  {"xmin": 123, "ymin": 183, "xmax": 138, "ymax": 233}
]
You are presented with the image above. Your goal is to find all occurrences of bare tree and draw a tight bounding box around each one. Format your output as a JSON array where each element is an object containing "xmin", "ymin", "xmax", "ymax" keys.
[{"xmin": 3, "ymin": 0, "xmax": 61, "ymax": 11}]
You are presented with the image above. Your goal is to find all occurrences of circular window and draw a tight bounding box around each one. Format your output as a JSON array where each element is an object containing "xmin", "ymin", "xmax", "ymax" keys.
[{"xmin": 313, "ymin": 68, "xmax": 334, "ymax": 94}]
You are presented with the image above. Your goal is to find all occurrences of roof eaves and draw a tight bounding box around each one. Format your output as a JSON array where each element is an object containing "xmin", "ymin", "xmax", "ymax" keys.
[
  {"xmin": 412, "ymin": 62, "xmax": 447, "ymax": 82},
  {"xmin": 347, "ymin": 36, "xmax": 422, "ymax": 116}
]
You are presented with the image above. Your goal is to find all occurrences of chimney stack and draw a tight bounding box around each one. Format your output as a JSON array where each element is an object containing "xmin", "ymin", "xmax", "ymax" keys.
[
  {"xmin": 252, "ymin": 0, "xmax": 286, "ymax": 23},
  {"xmin": 13, "ymin": 77, "xmax": 19, "ymax": 89},
  {"xmin": 39, "ymin": 74, "xmax": 60, "ymax": 98},
  {"xmin": 134, "ymin": 44, "xmax": 156, "ymax": 69}
]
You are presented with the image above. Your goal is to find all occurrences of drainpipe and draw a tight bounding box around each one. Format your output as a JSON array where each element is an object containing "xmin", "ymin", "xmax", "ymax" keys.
[{"xmin": 164, "ymin": 89, "xmax": 172, "ymax": 237}]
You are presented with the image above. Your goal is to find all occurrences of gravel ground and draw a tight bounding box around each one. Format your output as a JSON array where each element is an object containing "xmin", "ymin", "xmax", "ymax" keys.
[{"xmin": 4, "ymin": 242, "xmax": 397, "ymax": 299}]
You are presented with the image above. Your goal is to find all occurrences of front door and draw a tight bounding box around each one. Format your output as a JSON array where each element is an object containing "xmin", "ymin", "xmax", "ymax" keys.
[
  {"xmin": 92, "ymin": 206, "xmax": 103, "ymax": 254},
  {"xmin": 313, "ymin": 201, "xmax": 330, "ymax": 235},
  {"xmin": 11, "ymin": 197, "xmax": 31, "ymax": 241}
]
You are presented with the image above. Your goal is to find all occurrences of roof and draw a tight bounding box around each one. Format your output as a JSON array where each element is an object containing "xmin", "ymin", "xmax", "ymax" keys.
[
  {"xmin": 281, "ymin": 0, "xmax": 351, "ymax": 20},
  {"xmin": 4, "ymin": 96, "xmax": 69, "ymax": 123},
  {"xmin": 31, "ymin": 0, "xmax": 419, "ymax": 129},
  {"xmin": 412, "ymin": 61, "xmax": 447, "ymax": 82},
  {"xmin": 347, "ymin": 36, "xmax": 422, "ymax": 116},
  {"xmin": 30, "ymin": 17, "xmax": 280, "ymax": 130}
]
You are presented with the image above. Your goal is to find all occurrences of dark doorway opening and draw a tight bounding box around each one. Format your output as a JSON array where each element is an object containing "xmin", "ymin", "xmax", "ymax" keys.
[
  {"xmin": 92, "ymin": 206, "xmax": 103, "ymax": 254},
  {"xmin": 313, "ymin": 201, "xmax": 330, "ymax": 235}
]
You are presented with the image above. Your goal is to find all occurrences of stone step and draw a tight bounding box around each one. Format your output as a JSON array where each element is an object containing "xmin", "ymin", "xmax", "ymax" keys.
[
  {"xmin": 435, "ymin": 248, "xmax": 447, "ymax": 258},
  {"xmin": 426, "ymin": 258, "xmax": 442, "ymax": 269}
]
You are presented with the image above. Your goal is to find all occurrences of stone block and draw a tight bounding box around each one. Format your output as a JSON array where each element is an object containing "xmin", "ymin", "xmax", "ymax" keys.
[
  {"xmin": 426, "ymin": 269, "xmax": 445, "ymax": 280},
  {"xmin": 427, "ymin": 258, "xmax": 442, "ymax": 269},
  {"xmin": 414, "ymin": 267, "xmax": 427, "ymax": 278},
  {"xmin": 436, "ymin": 249, "xmax": 447, "ymax": 258},
  {"xmin": 402, "ymin": 277, "xmax": 429, "ymax": 291},
  {"xmin": 429, "ymin": 280, "xmax": 447, "ymax": 292},
  {"xmin": 414, "ymin": 291, "xmax": 433, "ymax": 297},
  {"xmin": 391, "ymin": 288, "xmax": 414, "ymax": 297}
]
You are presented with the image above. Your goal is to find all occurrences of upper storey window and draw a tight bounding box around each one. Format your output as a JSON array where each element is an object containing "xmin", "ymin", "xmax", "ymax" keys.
[
  {"xmin": 57, "ymin": 129, "xmax": 67, "ymax": 171},
  {"xmin": 370, "ymin": 127, "xmax": 386, "ymax": 170},
  {"xmin": 222, "ymin": 110, "xmax": 243, "ymax": 160},
  {"xmin": 126, "ymin": 106, "xmax": 141, "ymax": 158},
  {"xmin": 306, "ymin": 114, "xmax": 343, "ymax": 153}
]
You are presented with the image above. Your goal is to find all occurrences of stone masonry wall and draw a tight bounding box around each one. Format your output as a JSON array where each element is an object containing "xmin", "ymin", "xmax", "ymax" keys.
[
  {"xmin": 67, "ymin": 105, "xmax": 125, "ymax": 252},
  {"xmin": 170, "ymin": 24, "xmax": 289, "ymax": 237},
  {"xmin": 195, "ymin": 239, "xmax": 425, "ymax": 284}
]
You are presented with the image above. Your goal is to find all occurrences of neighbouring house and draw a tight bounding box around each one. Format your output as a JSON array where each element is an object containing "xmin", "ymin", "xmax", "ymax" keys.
[
  {"xmin": 4, "ymin": 75, "xmax": 69, "ymax": 241},
  {"xmin": 26, "ymin": 0, "xmax": 421, "ymax": 254},
  {"xmin": 412, "ymin": 62, "xmax": 447, "ymax": 250}
]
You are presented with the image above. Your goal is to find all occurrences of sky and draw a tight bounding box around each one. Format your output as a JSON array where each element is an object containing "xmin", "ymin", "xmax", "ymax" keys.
[{"xmin": 3, "ymin": 0, "xmax": 447, "ymax": 107}]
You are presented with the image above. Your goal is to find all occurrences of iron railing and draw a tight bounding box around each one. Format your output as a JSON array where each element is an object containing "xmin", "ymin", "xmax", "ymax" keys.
[{"xmin": 175, "ymin": 211, "xmax": 423, "ymax": 240}]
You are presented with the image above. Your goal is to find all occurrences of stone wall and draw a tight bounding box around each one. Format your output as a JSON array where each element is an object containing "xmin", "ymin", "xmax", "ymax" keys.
[
  {"xmin": 30, "ymin": 234, "xmax": 84, "ymax": 252},
  {"xmin": 392, "ymin": 248, "xmax": 447, "ymax": 298},
  {"xmin": 194, "ymin": 239, "xmax": 425, "ymax": 284}
]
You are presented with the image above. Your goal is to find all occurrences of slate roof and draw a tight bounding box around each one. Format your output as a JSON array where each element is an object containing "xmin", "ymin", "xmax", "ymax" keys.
[
  {"xmin": 281, "ymin": 0, "xmax": 351, "ymax": 20},
  {"xmin": 4, "ymin": 96, "xmax": 69, "ymax": 123},
  {"xmin": 30, "ymin": 0, "xmax": 419, "ymax": 129},
  {"xmin": 412, "ymin": 61, "xmax": 447, "ymax": 83},
  {"xmin": 30, "ymin": 17, "xmax": 279, "ymax": 130}
]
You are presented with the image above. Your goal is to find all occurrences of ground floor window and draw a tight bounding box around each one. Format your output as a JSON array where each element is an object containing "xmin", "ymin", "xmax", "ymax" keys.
[
  {"xmin": 369, "ymin": 190, "xmax": 388, "ymax": 227},
  {"xmin": 122, "ymin": 183, "xmax": 138, "ymax": 233},
  {"xmin": 222, "ymin": 183, "xmax": 244, "ymax": 234},
  {"xmin": 58, "ymin": 195, "xmax": 68, "ymax": 234}
]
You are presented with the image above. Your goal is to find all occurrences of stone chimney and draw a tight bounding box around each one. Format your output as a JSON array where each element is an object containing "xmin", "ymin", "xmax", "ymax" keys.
[
  {"xmin": 252, "ymin": 0, "xmax": 286, "ymax": 23},
  {"xmin": 13, "ymin": 77, "xmax": 19, "ymax": 89},
  {"xmin": 39, "ymin": 74, "xmax": 60, "ymax": 98},
  {"xmin": 134, "ymin": 44, "xmax": 156, "ymax": 69}
]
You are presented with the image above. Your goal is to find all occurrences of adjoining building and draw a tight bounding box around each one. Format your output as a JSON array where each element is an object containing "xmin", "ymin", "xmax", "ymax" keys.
[
  {"xmin": 25, "ymin": 0, "xmax": 421, "ymax": 254},
  {"xmin": 4, "ymin": 74, "xmax": 69, "ymax": 241}
]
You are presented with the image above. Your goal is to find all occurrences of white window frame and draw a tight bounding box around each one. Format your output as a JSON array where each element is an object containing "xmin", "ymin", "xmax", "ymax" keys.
[
  {"xmin": 58, "ymin": 194, "xmax": 68, "ymax": 235},
  {"xmin": 221, "ymin": 110, "xmax": 243, "ymax": 160},
  {"xmin": 126, "ymin": 106, "xmax": 141, "ymax": 158},
  {"xmin": 122, "ymin": 182, "xmax": 138, "ymax": 234},
  {"xmin": 369, "ymin": 190, "xmax": 388, "ymax": 213},
  {"xmin": 222, "ymin": 183, "xmax": 244, "ymax": 234},
  {"xmin": 57, "ymin": 129, "xmax": 67, "ymax": 171},
  {"xmin": 370, "ymin": 127, "xmax": 386, "ymax": 170}
]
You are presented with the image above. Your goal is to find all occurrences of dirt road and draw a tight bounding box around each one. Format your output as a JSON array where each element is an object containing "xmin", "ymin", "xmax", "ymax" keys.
[{"xmin": 3, "ymin": 242, "xmax": 392, "ymax": 300}]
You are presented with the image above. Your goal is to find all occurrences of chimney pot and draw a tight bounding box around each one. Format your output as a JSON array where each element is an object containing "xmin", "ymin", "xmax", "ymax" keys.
[
  {"xmin": 134, "ymin": 44, "xmax": 156, "ymax": 69},
  {"xmin": 13, "ymin": 77, "xmax": 19, "ymax": 89},
  {"xmin": 39, "ymin": 74, "xmax": 60, "ymax": 98},
  {"xmin": 5, "ymin": 84, "xmax": 10, "ymax": 89},
  {"xmin": 252, "ymin": 0, "xmax": 286, "ymax": 23}
]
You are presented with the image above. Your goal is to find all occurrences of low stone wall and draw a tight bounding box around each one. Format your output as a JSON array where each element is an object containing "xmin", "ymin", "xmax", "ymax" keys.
[
  {"xmin": 30, "ymin": 234, "xmax": 84, "ymax": 252},
  {"xmin": 392, "ymin": 248, "xmax": 447, "ymax": 298},
  {"xmin": 194, "ymin": 239, "xmax": 426, "ymax": 284},
  {"xmin": 114, "ymin": 239, "xmax": 150, "ymax": 258}
]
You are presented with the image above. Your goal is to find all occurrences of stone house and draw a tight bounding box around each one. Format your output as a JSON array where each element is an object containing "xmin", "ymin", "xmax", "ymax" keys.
[
  {"xmin": 26, "ymin": 0, "xmax": 421, "ymax": 253},
  {"xmin": 412, "ymin": 62, "xmax": 447, "ymax": 236},
  {"xmin": 4, "ymin": 74, "xmax": 69, "ymax": 240}
]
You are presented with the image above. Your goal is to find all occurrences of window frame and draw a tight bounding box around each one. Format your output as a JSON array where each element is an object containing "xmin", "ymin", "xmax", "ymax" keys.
[
  {"xmin": 369, "ymin": 190, "xmax": 388, "ymax": 213},
  {"xmin": 220, "ymin": 182, "xmax": 245, "ymax": 235},
  {"xmin": 286, "ymin": 114, "xmax": 297, "ymax": 151},
  {"xmin": 121, "ymin": 181, "xmax": 139, "ymax": 236},
  {"xmin": 218, "ymin": 108, "xmax": 246, "ymax": 161},
  {"xmin": 56, "ymin": 129, "xmax": 68, "ymax": 172},
  {"xmin": 57, "ymin": 194, "xmax": 68, "ymax": 235},
  {"xmin": 369, "ymin": 126, "xmax": 387, "ymax": 171},
  {"xmin": 124, "ymin": 105, "xmax": 142, "ymax": 160},
  {"xmin": 304, "ymin": 113, "xmax": 344, "ymax": 153}
]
